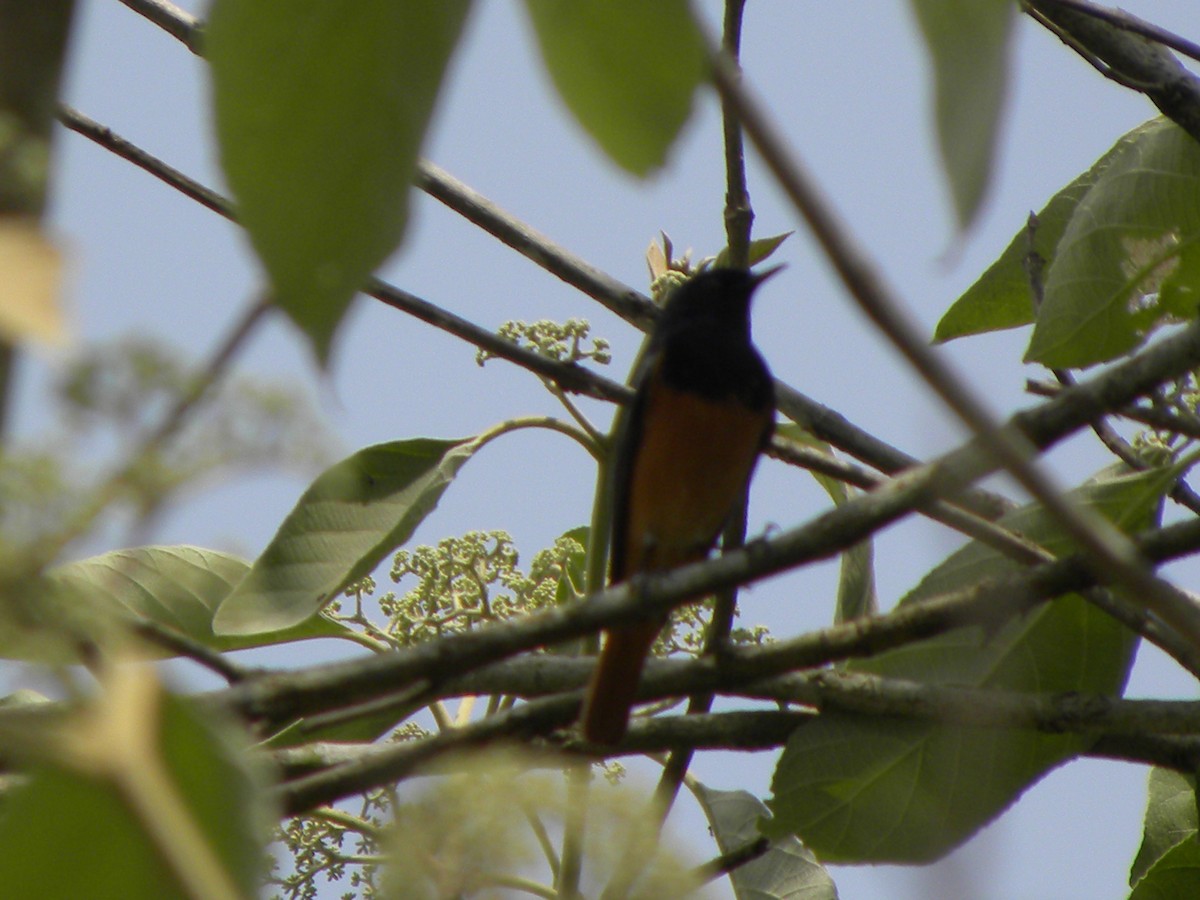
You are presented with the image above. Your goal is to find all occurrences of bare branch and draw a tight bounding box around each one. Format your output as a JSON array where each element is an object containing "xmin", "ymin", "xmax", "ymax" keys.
[
  {"xmin": 1027, "ymin": 0, "xmax": 1200, "ymax": 142},
  {"xmin": 115, "ymin": 0, "xmax": 201, "ymax": 53}
]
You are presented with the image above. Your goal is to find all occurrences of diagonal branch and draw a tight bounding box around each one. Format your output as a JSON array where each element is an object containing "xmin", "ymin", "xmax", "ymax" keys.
[{"xmin": 1027, "ymin": 0, "xmax": 1200, "ymax": 143}]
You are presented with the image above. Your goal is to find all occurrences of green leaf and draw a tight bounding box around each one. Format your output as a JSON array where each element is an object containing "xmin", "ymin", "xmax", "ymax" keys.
[
  {"xmin": 713, "ymin": 232, "xmax": 794, "ymax": 270},
  {"xmin": 909, "ymin": 0, "xmax": 1015, "ymax": 228},
  {"xmin": 552, "ymin": 524, "xmax": 590, "ymax": 607},
  {"xmin": 0, "ymin": 547, "xmax": 354, "ymax": 664},
  {"xmin": 776, "ymin": 423, "xmax": 877, "ymax": 623},
  {"xmin": 936, "ymin": 169, "xmax": 1102, "ymax": 342},
  {"xmin": 692, "ymin": 783, "xmax": 838, "ymax": 900},
  {"xmin": 37, "ymin": 546, "xmax": 354, "ymax": 663},
  {"xmin": 206, "ymin": 0, "xmax": 472, "ymax": 360},
  {"xmin": 522, "ymin": 0, "xmax": 705, "ymax": 176},
  {"xmin": 1129, "ymin": 837, "xmax": 1200, "ymax": 900},
  {"xmin": 765, "ymin": 466, "xmax": 1175, "ymax": 862},
  {"xmin": 1131, "ymin": 769, "xmax": 1198, "ymax": 888},
  {"xmin": 1026, "ymin": 119, "xmax": 1200, "ymax": 368},
  {"xmin": 936, "ymin": 119, "xmax": 1172, "ymax": 343},
  {"xmin": 0, "ymin": 687, "xmax": 267, "ymax": 899},
  {"xmin": 214, "ymin": 437, "xmax": 484, "ymax": 635}
]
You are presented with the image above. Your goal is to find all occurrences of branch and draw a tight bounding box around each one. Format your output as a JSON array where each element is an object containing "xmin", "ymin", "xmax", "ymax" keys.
[
  {"xmin": 772, "ymin": 439, "xmax": 1044, "ymax": 563},
  {"xmin": 277, "ymin": 694, "xmax": 579, "ymax": 815},
  {"xmin": 1090, "ymin": 732, "xmax": 1200, "ymax": 772},
  {"xmin": 651, "ymin": 0, "xmax": 757, "ymax": 832},
  {"xmin": 1027, "ymin": 0, "xmax": 1200, "ymax": 143},
  {"xmin": 718, "ymin": 0, "xmax": 754, "ymax": 266},
  {"xmin": 273, "ymin": 682, "xmax": 1200, "ymax": 815},
  {"xmin": 211, "ymin": 486, "xmax": 1200, "ymax": 739},
  {"xmin": 691, "ymin": 837, "xmax": 771, "ymax": 886},
  {"xmin": 116, "ymin": 0, "xmax": 201, "ymax": 52},
  {"xmin": 56, "ymin": 106, "xmax": 629, "ymax": 406}
]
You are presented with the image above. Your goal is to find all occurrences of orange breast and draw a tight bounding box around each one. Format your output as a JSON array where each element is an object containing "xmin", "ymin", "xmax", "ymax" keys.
[{"xmin": 622, "ymin": 380, "xmax": 768, "ymax": 576}]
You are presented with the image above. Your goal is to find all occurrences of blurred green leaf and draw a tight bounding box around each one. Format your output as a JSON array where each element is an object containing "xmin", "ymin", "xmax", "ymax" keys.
[
  {"xmin": 522, "ymin": 0, "xmax": 705, "ymax": 175},
  {"xmin": 207, "ymin": 0, "xmax": 472, "ymax": 359},
  {"xmin": 692, "ymin": 783, "xmax": 837, "ymax": 900},
  {"xmin": 0, "ymin": 681, "xmax": 267, "ymax": 899},
  {"xmin": 765, "ymin": 466, "xmax": 1175, "ymax": 862},
  {"xmin": 0, "ymin": 0, "xmax": 76, "ymax": 214},
  {"xmin": 1027, "ymin": 119, "xmax": 1200, "ymax": 368},
  {"xmin": 214, "ymin": 437, "xmax": 484, "ymax": 635},
  {"xmin": 1130, "ymin": 768, "xmax": 1198, "ymax": 889},
  {"xmin": 910, "ymin": 0, "xmax": 1015, "ymax": 228}
]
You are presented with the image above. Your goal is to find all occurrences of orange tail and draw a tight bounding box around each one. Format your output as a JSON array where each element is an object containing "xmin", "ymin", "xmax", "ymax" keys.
[{"xmin": 581, "ymin": 621, "xmax": 662, "ymax": 744}]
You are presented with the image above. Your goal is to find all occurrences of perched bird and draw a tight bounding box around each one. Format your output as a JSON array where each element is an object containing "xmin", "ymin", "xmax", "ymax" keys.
[{"xmin": 581, "ymin": 267, "xmax": 777, "ymax": 744}]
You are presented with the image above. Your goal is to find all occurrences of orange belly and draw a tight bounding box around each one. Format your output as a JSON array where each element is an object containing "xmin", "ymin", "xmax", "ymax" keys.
[{"xmin": 621, "ymin": 381, "xmax": 768, "ymax": 577}]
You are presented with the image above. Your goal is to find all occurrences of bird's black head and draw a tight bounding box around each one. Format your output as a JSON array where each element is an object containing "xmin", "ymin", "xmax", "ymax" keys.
[{"xmin": 657, "ymin": 266, "xmax": 779, "ymax": 333}]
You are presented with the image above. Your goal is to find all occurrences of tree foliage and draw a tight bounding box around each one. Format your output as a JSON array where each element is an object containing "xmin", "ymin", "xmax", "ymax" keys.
[{"xmin": 3, "ymin": 1, "xmax": 1200, "ymax": 898}]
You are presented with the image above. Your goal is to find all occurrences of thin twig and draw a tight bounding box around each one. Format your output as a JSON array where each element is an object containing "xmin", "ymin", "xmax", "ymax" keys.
[
  {"xmin": 719, "ymin": 0, "xmax": 753, "ymax": 266},
  {"xmin": 132, "ymin": 621, "xmax": 252, "ymax": 683},
  {"xmin": 278, "ymin": 695, "xmax": 580, "ymax": 815},
  {"xmin": 57, "ymin": 105, "xmax": 629, "ymax": 406},
  {"xmin": 772, "ymin": 439, "xmax": 1051, "ymax": 565},
  {"xmin": 58, "ymin": 106, "xmax": 229, "ymax": 215},
  {"xmin": 690, "ymin": 837, "xmax": 770, "ymax": 885},
  {"xmin": 58, "ymin": 93, "xmax": 946, "ymax": 508},
  {"xmin": 272, "ymin": 683, "xmax": 1200, "ymax": 814},
  {"xmin": 115, "ymin": 0, "xmax": 202, "ymax": 53}
]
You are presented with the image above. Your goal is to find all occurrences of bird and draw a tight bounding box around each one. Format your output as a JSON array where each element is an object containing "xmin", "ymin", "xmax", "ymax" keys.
[{"xmin": 580, "ymin": 266, "xmax": 777, "ymax": 745}]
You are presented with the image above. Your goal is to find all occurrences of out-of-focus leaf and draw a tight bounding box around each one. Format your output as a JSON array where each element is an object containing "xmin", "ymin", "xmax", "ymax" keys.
[
  {"xmin": 522, "ymin": 0, "xmax": 705, "ymax": 175},
  {"xmin": 0, "ymin": 672, "xmax": 267, "ymax": 899},
  {"xmin": 215, "ymin": 437, "xmax": 484, "ymax": 635},
  {"xmin": 910, "ymin": 0, "xmax": 1015, "ymax": 228},
  {"xmin": 0, "ymin": 221, "xmax": 65, "ymax": 346},
  {"xmin": 207, "ymin": 0, "xmax": 472, "ymax": 359},
  {"xmin": 0, "ymin": 0, "xmax": 76, "ymax": 215}
]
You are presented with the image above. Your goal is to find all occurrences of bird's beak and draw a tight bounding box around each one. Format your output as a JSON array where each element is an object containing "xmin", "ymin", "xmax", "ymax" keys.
[{"xmin": 751, "ymin": 264, "xmax": 785, "ymax": 288}]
